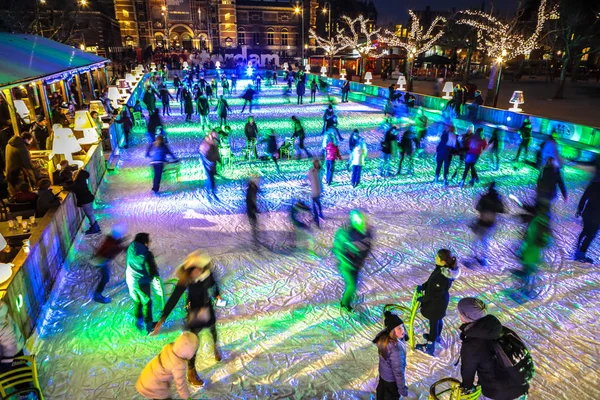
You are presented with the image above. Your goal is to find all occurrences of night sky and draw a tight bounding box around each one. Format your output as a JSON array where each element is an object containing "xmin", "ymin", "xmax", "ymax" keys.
[{"xmin": 373, "ymin": 0, "xmax": 521, "ymax": 24}]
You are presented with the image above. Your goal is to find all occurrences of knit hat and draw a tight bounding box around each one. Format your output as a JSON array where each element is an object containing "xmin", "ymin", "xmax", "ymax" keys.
[
  {"xmin": 457, "ymin": 297, "xmax": 487, "ymax": 322},
  {"xmin": 383, "ymin": 310, "xmax": 404, "ymax": 331},
  {"xmin": 35, "ymin": 115, "xmax": 45, "ymax": 123}
]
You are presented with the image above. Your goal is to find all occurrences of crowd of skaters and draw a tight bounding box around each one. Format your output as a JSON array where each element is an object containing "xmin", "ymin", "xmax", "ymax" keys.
[{"xmin": 53, "ymin": 64, "xmax": 600, "ymax": 399}]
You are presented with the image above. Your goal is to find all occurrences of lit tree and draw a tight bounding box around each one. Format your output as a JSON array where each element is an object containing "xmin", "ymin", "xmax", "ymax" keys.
[
  {"xmin": 336, "ymin": 15, "xmax": 384, "ymax": 82},
  {"xmin": 457, "ymin": 0, "xmax": 553, "ymax": 105},
  {"xmin": 309, "ymin": 28, "xmax": 348, "ymax": 77},
  {"xmin": 379, "ymin": 11, "xmax": 447, "ymax": 91}
]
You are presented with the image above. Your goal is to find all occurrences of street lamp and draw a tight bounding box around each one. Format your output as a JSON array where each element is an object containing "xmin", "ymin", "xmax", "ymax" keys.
[
  {"xmin": 322, "ymin": 2, "xmax": 331, "ymax": 41},
  {"xmin": 493, "ymin": 49, "xmax": 507, "ymax": 108},
  {"xmin": 162, "ymin": 4, "xmax": 169, "ymax": 49},
  {"xmin": 295, "ymin": 2, "xmax": 305, "ymax": 65}
]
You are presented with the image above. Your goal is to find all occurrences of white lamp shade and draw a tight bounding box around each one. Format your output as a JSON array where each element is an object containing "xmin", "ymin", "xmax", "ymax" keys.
[
  {"xmin": 73, "ymin": 110, "xmax": 95, "ymax": 130},
  {"xmin": 442, "ymin": 81, "xmax": 454, "ymax": 93},
  {"xmin": 13, "ymin": 100, "xmax": 30, "ymax": 122},
  {"xmin": 107, "ymin": 86, "xmax": 121, "ymax": 101},
  {"xmin": 52, "ymin": 128, "xmax": 82, "ymax": 155},
  {"xmin": 215, "ymin": 61, "xmax": 220, "ymax": 68},
  {"xmin": 364, "ymin": 72, "xmax": 373, "ymax": 80},
  {"xmin": 397, "ymin": 75, "xmax": 406, "ymax": 86},
  {"xmin": 283, "ymin": 62, "xmax": 289, "ymax": 69},
  {"xmin": 341, "ymin": 69, "xmax": 347, "ymax": 74},
  {"xmin": 136, "ymin": 65, "xmax": 144, "ymax": 76},
  {"xmin": 125, "ymin": 73, "xmax": 136, "ymax": 85},
  {"xmin": 510, "ymin": 90, "xmax": 524, "ymax": 104},
  {"xmin": 0, "ymin": 233, "xmax": 6, "ymax": 252},
  {"xmin": 0, "ymin": 263, "xmax": 12, "ymax": 285},
  {"xmin": 320, "ymin": 66, "xmax": 328, "ymax": 73},
  {"xmin": 304, "ymin": 64, "xmax": 311, "ymax": 72},
  {"xmin": 78, "ymin": 128, "xmax": 100, "ymax": 145}
]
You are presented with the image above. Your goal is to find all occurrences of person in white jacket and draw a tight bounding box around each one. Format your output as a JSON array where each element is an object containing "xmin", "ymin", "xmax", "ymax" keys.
[
  {"xmin": 0, "ymin": 300, "xmax": 25, "ymax": 373},
  {"xmin": 351, "ymin": 138, "xmax": 367, "ymax": 188},
  {"xmin": 136, "ymin": 331, "xmax": 200, "ymax": 398},
  {"xmin": 307, "ymin": 159, "xmax": 324, "ymax": 227}
]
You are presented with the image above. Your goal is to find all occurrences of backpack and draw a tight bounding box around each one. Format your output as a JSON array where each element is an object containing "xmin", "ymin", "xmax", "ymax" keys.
[{"xmin": 491, "ymin": 326, "xmax": 535, "ymax": 387}]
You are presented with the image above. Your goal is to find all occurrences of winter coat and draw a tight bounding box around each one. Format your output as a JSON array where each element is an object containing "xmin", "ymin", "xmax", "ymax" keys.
[
  {"xmin": 135, "ymin": 337, "xmax": 197, "ymax": 399},
  {"xmin": 460, "ymin": 315, "xmax": 529, "ymax": 400},
  {"xmin": 115, "ymin": 113, "xmax": 133, "ymax": 133},
  {"xmin": 465, "ymin": 135, "xmax": 487, "ymax": 158},
  {"xmin": 183, "ymin": 92, "xmax": 194, "ymax": 115},
  {"xmin": 31, "ymin": 123, "xmax": 49, "ymax": 150},
  {"xmin": 159, "ymin": 87, "xmax": 172, "ymax": 103},
  {"xmin": 351, "ymin": 142, "xmax": 367, "ymax": 166},
  {"xmin": 420, "ymin": 265, "xmax": 460, "ymax": 320},
  {"xmin": 540, "ymin": 138, "xmax": 561, "ymax": 168},
  {"xmin": 399, "ymin": 131, "xmax": 415, "ymax": 155},
  {"xmin": 296, "ymin": 81, "xmax": 306, "ymax": 96},
  {"xmin": 381, "ymin": 129, "xmax": 397, "ymax": 155},
  {"xmin": 197, "ymin": 96, "xmax": 209, "ymax": 115},
  {"xmin": 348, "ymin": 134, "xmax": 360, "ymax": 152},
  {"xmin": 578, "ymin": 181, "xmax": 600, "ymax": 222},
  {"xmin": 0, "ymin": 301, "xmax": 24, "ymax": 361},
  {"xmin": 519, "ymin": 121, "xmax": 532, "ymax": 140},
  {"xmin": 36, "ymin": 188, "xmax": 60, "ymax": 217},
  {"xmin": 378, "ymin": 339, "xmax": 407, "ymax": 395},
  {"xmin": 342, "ymin": 82, "xmax": 350, "ymax": 94},
  {"xmin": 292, "ymin": 120, "xmax": 305, "ymax": 139},
  {"xmin": 476, "ymin": 189, "xmax": 505, "ymax": 228},
  {"xmin": 310, "ymin": 81, "xmax": 317, "ymax": 93},
  {"xmin": 307, "ymin": 167, "xmax": 322, "ymax": 197},
  {"xmin": 93, "ymin": 235, "xmax": 126, "ymax": 265},
  {"xmin": 488, "ymin": 129, "xmax": 504, "ymax": 152},
  {"xmin": 244, "ymin": 122, "xmax": 258, "ymax": 141},
  {"xmin": 147, "ymin": 112, "xmax": 162, "ymax": 137},
  {"xmin": 536, "ymin": 164, "xmax": 567, "ymax": 203},
  {"xmin": 126, "ymin": 241, "xmax": 159, "ymax": 285},
  {"xmin": 143, "ymin": 89, "xmax": 157, "ymax": 113},
  {"xmin": 324, "ymin": 111, "xmax": 337, "ymax": 128},
  {"xmin": 5, "ymin": 136, "xmax": 34, "ymax": 176},
  {"xmin": 199, "ymin": 139, "xmax": 220, "ymax": 164},
  {"xmin": 146, "ymin": 143, "xmax": 177, "ymax": 163},
  {"xmin": 333, "ymin": 225, "xmax": 373, "ymax": 269},
  {"xmin": 246, "ymin": 181, "xmax": 259, "ymax": 219},
  {"xmin": 242, "ymin": 88, "xmax": 256, "ymax": 101},
  {"xmin": 325, "ymin": 142, "xmax": 342, "ymax": 161},
  {"xmin": 65, "ymin": 169, "xmax": 94, "ymax": 207},
  {"xmin": 267, "ymin": 135, "xmax": 278, "ymax": 155},
  {"xmin": 436, "ymin": 130, "xmax": 456, "ymax": 160},
  {"xmin": 161, "ymin": 272, "xmax": 220, "ymax": 330}
]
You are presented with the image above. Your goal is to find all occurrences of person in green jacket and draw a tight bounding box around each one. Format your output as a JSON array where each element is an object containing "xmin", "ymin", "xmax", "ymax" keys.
[
  {"xmin": 126, "ymin": 233, "xmax": 160, "ymax": 333},
  {"xmin": 333, "ymin": 210, "xmax": 373, "ymax": 312}
]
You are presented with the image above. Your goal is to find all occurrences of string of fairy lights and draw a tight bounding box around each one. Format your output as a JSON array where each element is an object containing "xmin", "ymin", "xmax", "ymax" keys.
[{"xmin": 309, "ymin": 0, "xmax": 555, "ymax": 65}]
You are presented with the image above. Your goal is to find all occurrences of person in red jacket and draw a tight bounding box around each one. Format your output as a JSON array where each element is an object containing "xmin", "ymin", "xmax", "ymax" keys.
[
  {"xmin": 92, "ymin": 224, "xmax": 128, "ymax": 303},
  {"xmin": 325, "ymin": 137, "xmax": 342, "ymax": 185},
  {"xmin": 460, "ymin": 127, "xmax": 487, "ymax": 188}
]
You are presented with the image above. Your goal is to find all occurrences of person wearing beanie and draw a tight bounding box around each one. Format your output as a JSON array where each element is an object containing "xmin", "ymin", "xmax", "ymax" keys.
[
  {"xmin": 151, "ymin": 251, "xmax": 224, "ymax": 387},
  {"xmin": 373, "ymin": 309, "xmax": 409, "ymax": 399},
  {"xmin": 415, "ymin": 249, "xmax": 461, "ymax": 356},
  {"xmin": 91, "ymin": 224, "xmax": 128, "ymax": 303},
  {"xmin": 136, "ymin": 331, "xmax": 200, "ymax": 398},
  {"xmin": 458, "ymin": 298, "xmax": 529, "ymax": 400}
]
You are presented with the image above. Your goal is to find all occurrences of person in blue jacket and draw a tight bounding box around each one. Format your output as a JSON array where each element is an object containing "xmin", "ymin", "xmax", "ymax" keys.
[
  {"xmin": 373, "ymin": 309, "xmax": 409, "ymax": 399},
  {"xmin": 145, "ymin": 134, "xmax": 179, "ymax": 194}
]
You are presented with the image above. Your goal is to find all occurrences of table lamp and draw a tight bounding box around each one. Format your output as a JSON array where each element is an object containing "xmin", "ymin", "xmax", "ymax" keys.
[
  {"xmin": 136, "ymin": 65, "xmax": 144, "ymax": 77},
  {"xmin": 107, "ymin": 86, "xmax": 122, "ymax": 109},
  {"xmin": 117, "ymin": 79, "xmax": 130, "ymax": 96},
  {"xmin": 304, "ymin": 63, "xmax": 311, "ymax": 73},
  {"xmin": 150, "ymin": 63, "xmax": 157, "ymax": 72},
  {"xmin": 13, "ymin": 99, "xmax": 31, "ymax": 124},
  {"xmin": 125, "ymin": 73, "xmax": 137, "ymax": 86},
  {"xmin": 89, "ymin": 100, "xmax": 107, "ymax": 118},
  {"xmin": 364, "ymin": 71, "xmax": 373, "ymax": 85},
  {"xmin": 73, "ymin": 110, "xmax": 100, "ymax": 145},
  {"xmin": 442, "ymin": 81, "xmax": 454, "ymax": 99},
  {"xmin": 215, "ymin": 61, "xmax": 220, "ymax": 69},
  {"xmin": 340, "ymin": 69, "xmax": 347, "ymax": 80},
  {"xmin": 320, "ymin": 65, "xmax": 328, "ymax": 77},
  {"xmin": 283, "ymin": 62, "xmax": 289, "ymax": 70},
  {"xmin": 397, "ymin": 75, "xmax": 407, "ymax": 91},
  {"xmin": 50, "ymin": 127, "xmax": 84, "ymax": 168},
  {"xmin": 509, "ymin": 90, "xmax": 524, "ymax": 112}
]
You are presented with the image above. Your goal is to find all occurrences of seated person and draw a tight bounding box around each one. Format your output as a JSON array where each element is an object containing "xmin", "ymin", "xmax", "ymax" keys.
[
  {"xmin": 53, "ymin": 160, "xmax": 77, "ymax": 186},
  {"xmin": 6, "ymin": 167, "xmax": 29, "ymax": 199},
  {"xmin": 36, "ymin": 178, "xmax": 61, "ymax": 217},
  {"xmin": 14, "ymin": 182, "xmax": 38, "ymax": 204}
]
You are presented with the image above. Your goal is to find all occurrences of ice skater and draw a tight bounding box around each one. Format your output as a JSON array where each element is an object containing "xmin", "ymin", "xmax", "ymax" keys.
[
  {"xmin": 351, "ymin": 138, "xmax": 367, "ymax": 188},
  {"xmin": 151, "ymin": 251, "xmax": 224, "ymax": 386},
  {"xmin": 264, "ymin": 129, "xmax": 281, "ymax": 173},
  {"xmin": 146, "ymin": 135, "xmax": 179, "ymax": 194},
  {"xmin": 575, "ymin": 178, "xmax": 600, "ymax": 263},
  {"xmin": 397, "ymin": 128, "xmax": 415, "ymax": 176},
  {"xmin": 307, "ymin": 159, "xmax": 324, "ymax": 227},
  {"xmin": 197, "ymin": 92, "xmax": 210, "ymax": 128},
  {"xmin": 471, "ymin": 182, "xmax": 505, "ymax": 266},
  {"xmin": 380, "ymin": 126, "xmax": 397, "ymax": 177},
  {"xmin": 91, "ymin": 224, "xmax": 128, "ymax": 303},
  {"xmin": 241, "ymin": 85, "xmax": 256, "ymax": 114},
  {"xmin": 514, "ymin": 118, "xmax": 532, "ymax": 163},
  {"xmin": 333, "ymin": 210, "xmax": 373, "ymax": 312},
  {"xmin": 460, "ymin": 127, "xmax": 487, "ymax": 188},
  {"xmin": 416, "ymin": 249, "xmax": 460, "ymax": 356},
  {"xmin": 434, "ymin": 125, "xmax": 457, "ymax": 186},
  {"xmin": 246, "ymin": 177, "xmax": 261, "ymax": 249},
  {"xmin": 373, "ymin": 309, "xmax": 409, "ymax": 399},
  {"xmin": 291, "ymin": 116, "xmax": 312, "ymax": 158},
  {"xmin": 215, "ymin": 95, "xmax": 231, "ymax": 127},
  {"xmin": 290, "ymin": 197, "xmax": 315, "ymax": 252},
  {"xmin": 488, "ymin": 127, "xmax": 504, "ymax": 171},
  {"xmin": 199, "ymin": 130, "xmax": 221, "ymax": 202},
  {"xmin": 325, "ymin": 135, "xmax": 342, "ymax": 185},
  {"xmin": 322, "ymin": 105, "xmax": 343, "ymax": 141},
  {"xmin": 310, "ymin": 78, "xmax": 317, "ymax": 103}
]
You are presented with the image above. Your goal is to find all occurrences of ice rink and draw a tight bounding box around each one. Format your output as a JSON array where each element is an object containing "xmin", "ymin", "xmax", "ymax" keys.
[{"xmin": 31, "ymin": 79, "xmax": 599, "ymax": 399}]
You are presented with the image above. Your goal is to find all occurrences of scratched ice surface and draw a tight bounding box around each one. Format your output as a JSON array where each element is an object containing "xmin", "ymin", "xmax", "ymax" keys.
[{"xmin": 31, "ymin": 80, "xmax": 600, "ymax": 399}]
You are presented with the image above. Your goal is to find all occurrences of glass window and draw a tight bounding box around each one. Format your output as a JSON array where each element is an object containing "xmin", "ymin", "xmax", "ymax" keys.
[
  {"xmin": 267, "ymin": 30, "xmax": 274, "ymax": 45},
  {"xmin": 282, "ymin": 29, "xmax": 288, "ymax": 46},
  {"xmin": 237, "ymin": 28, "xmax": 245, "ymax": 45},
  {"xmin": 253, "ymin": 32, "xmax": 260, "ymax": 45}
]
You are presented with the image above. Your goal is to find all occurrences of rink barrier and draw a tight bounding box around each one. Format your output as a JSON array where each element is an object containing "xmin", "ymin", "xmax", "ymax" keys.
[
  {"xmin": 309, "ymin": 74, "xmax": 600, "ymax": 162},
  {"xmin": 0, "ymin": 74, "xmax": 148, "ymax": 340}
]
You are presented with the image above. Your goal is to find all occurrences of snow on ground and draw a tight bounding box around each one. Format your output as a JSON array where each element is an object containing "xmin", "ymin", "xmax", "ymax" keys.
[{"xmin": 31, "ymin": 80, "xmax": 600, "ymax": 399}]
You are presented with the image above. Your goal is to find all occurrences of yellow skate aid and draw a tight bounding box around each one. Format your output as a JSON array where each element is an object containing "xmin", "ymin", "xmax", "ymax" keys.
[{"xmin": 428, "ymin": 377, "xmax": 481, "ymax": 400}]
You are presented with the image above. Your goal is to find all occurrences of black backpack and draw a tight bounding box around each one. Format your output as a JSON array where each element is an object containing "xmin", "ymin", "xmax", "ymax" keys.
[{"xmin": 491, "ymin": 326, "xmax": 535, "ymax": 386}]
